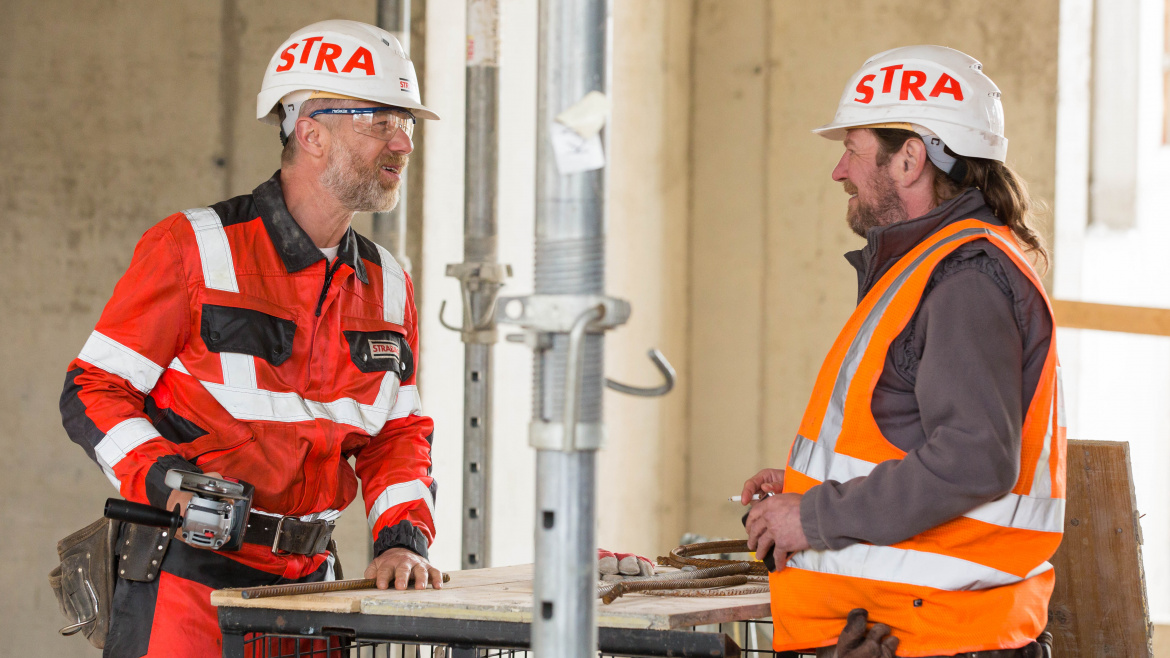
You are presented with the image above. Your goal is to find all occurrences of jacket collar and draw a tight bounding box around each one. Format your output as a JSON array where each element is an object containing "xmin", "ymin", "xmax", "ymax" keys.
[
  {"xmin": 252, "ymin": 171, "xmax": 369, "ymax": 285},
  {"xmin": 844, "ymin": 187, "xmax": 1001, "ymax": 303}
]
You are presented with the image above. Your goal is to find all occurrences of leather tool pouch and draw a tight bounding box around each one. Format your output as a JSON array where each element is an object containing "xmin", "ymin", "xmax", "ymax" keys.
[
  {"xmin": 48, "ymin": 517, "xmax": 120, "ymax": 649},
  {"xmin": 49, "ymin": 518, "xmax": 174, "ymax": 649},
  {"xmin": 117, "ymin": 522, "xmax": 172, "ymax": 582}
]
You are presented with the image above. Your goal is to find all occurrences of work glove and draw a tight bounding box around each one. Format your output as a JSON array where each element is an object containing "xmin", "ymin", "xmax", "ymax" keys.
[
  {"xmin": 598, "ymin": 549, "xmax": 655, "ymax": 579},
  {"xmin": 835, "ymin": 609, "xmax": 899, "ymax": 658}
]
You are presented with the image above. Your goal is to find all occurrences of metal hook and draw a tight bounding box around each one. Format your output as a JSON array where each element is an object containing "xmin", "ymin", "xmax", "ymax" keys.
[
  {"xmin": 438, "ymin": 300, "xmax": 462, "ymax": 332},
  {"xmin": 439, "ymin": 296, "xmax": 503, "ymax": 334},
  {"xmin": 58, "ymin": 579, "xmax": 99, "ymax": 636},
  {"xmin": 606, "ymin": 349, "xmax": 676, "ymax": 397}
]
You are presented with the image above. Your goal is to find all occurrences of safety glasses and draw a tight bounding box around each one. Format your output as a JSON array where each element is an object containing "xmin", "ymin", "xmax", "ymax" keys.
[{"xmin": 308, "ymin": 107, "xmax": 416, "ymax": 142}]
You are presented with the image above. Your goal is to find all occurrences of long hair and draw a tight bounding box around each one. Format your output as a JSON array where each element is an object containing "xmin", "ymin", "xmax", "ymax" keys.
[{"xmin": 872, "ymin": 128, "xmax": 1049, "ymax": 273}]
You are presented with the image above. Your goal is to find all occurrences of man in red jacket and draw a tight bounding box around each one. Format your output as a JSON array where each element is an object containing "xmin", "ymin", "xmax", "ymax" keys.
[{"xmin": 60, "ymin": 20, "xmax": 441, "ymax": 656}]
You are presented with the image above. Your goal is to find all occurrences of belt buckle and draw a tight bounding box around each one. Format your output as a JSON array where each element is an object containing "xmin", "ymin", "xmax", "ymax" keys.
[{"xmin": 271, "ymin": 516, "xmax": 293, "ymax": 556}]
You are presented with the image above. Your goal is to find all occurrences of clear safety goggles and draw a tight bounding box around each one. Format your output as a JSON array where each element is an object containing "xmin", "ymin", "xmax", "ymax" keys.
[{"xmin": 308, "ymin": 107, "xmax": 416, "ymax": 142}]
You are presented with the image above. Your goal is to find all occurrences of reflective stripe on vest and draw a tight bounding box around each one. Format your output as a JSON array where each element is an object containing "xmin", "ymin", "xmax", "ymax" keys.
[{"xmin": 771, "ymin": 219, "xmax": 1065, "ymax": 655}]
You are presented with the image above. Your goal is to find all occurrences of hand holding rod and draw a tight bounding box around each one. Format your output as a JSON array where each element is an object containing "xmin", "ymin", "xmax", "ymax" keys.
[{"xmin": 605, "ymin": 348, "xmax": 676, "ymax": 397}]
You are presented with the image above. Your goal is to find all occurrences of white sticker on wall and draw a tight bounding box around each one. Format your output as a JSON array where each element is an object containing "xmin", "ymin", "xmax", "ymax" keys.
[{"xmin": 550, "ymin": 121, "xmax": 605, "ymax": 174}]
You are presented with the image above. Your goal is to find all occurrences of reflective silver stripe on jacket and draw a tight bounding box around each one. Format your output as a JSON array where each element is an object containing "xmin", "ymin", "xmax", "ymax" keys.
[
  {"xmin": 78, "ymin": 331, "xmax": 164, "ymax": 394},
  {"xmin": 183, "ymin": 207, "xmax": 239, "ymax": 293},
  {"xmin": 168, "ymin": 358, "xmax": 421, "ymax": 435},
  {"xmin": 375, "ymin": 243, "xmax": 407, "ymax": 326},
  {"xmin": 94, "ymin": 417, "xmax": 163, "ymax": 476},
  {"xmin": 367, "ymin": 479, "xmax": 435, "ymax": 529}
]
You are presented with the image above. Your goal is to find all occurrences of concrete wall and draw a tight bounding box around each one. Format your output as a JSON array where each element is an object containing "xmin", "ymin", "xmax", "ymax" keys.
[
  {"xmin": 686, "ymin": 0, "xmax": 1061, "ymax": 540},
  {"xmin": 0, "ymin": 3, "xmax": 376, "ymax": 655}
]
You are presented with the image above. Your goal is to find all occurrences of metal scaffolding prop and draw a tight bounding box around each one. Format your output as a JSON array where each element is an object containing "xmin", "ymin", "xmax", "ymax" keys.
[
  {"xmin": 442, "ymin": 0, "xmax": 511, "ymax": 571},
  {"xmin": 496, "ymin": 1, "xmax": 675, "ymax": 655},
  {"xmin": 374, "ymin": 0, "xmax": 412, "ymax": 271}
]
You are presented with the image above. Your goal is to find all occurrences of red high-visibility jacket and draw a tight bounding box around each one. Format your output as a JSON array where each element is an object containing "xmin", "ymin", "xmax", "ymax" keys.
[{"xmin": 61, "ymin": 172, "xmax": 435, "ymax": 577}]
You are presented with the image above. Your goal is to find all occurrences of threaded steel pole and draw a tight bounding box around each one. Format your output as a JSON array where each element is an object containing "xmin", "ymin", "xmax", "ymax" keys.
[{"xmin": 532, "ymin": 1, "xmax": 610, "ymax": 656}]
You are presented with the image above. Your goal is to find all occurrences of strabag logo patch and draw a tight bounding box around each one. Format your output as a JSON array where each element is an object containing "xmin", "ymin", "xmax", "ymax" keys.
[{"xmin": 369, "ymin": 340, "xmax": 401, "ymax": 359}]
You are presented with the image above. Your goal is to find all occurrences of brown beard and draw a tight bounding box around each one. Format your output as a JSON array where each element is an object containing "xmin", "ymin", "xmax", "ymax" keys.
[
  {"xmin": 321, "ymin": 139, "xmax": 409, "ymax": 213},
  {"xmin": 845, "ymin": 170, "xmax": 907, "ymax": 237}
]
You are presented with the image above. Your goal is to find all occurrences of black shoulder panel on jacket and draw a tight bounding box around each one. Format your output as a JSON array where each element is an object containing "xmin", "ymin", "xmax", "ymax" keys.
[
  {"xmin": 353, "ymin": 233, "xmax": 383, "ymax": 268},
  {"xmin": 209, "ymin": 193, "xmax": 261, "ymax": 228}
]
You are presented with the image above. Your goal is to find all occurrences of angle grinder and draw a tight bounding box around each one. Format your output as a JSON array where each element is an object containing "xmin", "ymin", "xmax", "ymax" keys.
[{"xmin": 104, "ymin": 470, "xmax": 253, "ymax": 551}]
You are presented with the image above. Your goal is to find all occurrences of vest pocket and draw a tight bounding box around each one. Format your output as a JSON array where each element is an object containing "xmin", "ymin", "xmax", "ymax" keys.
[{"xmin": 200, "ymin": 304, "xmax": 297, "ymax": 366}]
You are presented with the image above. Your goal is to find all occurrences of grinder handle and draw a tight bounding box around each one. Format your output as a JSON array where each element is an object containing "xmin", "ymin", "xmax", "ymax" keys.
[{"xmin": 105, "ymin": 498, "xmax": 181, "ymax": 528}]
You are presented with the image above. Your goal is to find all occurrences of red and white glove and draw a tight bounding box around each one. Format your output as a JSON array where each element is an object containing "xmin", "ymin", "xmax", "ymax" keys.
[{"xmin": 598, "ymin": 548, "xmax": 655, "ymax": 578}]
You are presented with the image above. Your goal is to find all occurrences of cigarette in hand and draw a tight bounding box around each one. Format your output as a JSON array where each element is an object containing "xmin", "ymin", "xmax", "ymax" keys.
[{"xmin": 727, "ymin": 492, "xmax": 773, "ymax": 502}]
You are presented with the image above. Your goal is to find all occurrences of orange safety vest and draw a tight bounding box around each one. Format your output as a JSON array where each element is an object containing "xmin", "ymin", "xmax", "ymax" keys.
[{"xmin": 770, "ymin": 219, "xmax": 1066, "ymax": 657}]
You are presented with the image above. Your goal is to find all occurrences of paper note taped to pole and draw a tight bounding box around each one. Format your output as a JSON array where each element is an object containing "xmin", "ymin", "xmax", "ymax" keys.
[
  {"xmin": 556, "ymin": 91, "xmax": 609, "ymax": 139},
  {"xmin": 551, "ymin": 91, "xmax": 609, "ymax": 174},
  {"xmin": 551, "ymin": 121, "xmax": 605, "ymax": 174}
]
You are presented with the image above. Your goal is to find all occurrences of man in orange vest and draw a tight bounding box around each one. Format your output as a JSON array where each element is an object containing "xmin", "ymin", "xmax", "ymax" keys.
[{"xmin": 740, "ymin": 46, "xmax": 1065, "ymax": 658}]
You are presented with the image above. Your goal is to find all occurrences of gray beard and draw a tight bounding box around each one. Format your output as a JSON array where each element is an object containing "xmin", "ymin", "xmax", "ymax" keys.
[
  {"xmin": 846, "ymin": 170, "xmax": 907, "ymax": 238},
  {"xmin": 320, "ymin": 144, "xmax": 400, "ymax": 213}
]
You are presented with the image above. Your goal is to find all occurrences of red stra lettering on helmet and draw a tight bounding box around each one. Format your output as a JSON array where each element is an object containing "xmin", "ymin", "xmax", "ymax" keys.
[
  {"xmin": 299, "ymin": 36, "xmax": 325, "ymax": 64},
  {"xmin": 276, "ymin": 42, "xmax": 299, "ymax": 72},
  {"xmin": 879, "ymin": 65, "xmax": 903, "ymax": 93},
  {"xmin": 315, "ymin": 43, "xmax": 343, "ymax": 73},
  {"xmin": 929, "ymin": 73, "xmax": 964, "ymax": 100},
  {"xmin": 899, "ymin": 70, "xmax": 927, "ymax": 100},
  {"xmin": 341, "ymin": 47, "xmax": 376, "ymax": 75},
  {"xmin": 854, "ymin": 74, "xmax": 877, "ymax": 103}
]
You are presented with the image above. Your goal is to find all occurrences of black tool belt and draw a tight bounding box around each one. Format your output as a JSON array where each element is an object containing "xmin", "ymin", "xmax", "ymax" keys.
[{"xmin": 244, "ymin": 514, "xmax": 334, "ymax": 556}]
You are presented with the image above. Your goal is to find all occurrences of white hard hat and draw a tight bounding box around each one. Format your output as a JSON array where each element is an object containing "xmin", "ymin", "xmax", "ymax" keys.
[
  {"xmin": 813, "ymin": 45, "xmax": 1006, "ymax": 162},
  {"xmin": 257, "ymin": 20, "xmax": 439, "ymax": 139}
]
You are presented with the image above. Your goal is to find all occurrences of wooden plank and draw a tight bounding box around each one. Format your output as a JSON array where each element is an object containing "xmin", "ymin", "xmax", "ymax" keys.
[
  {"xmin": 360, "ymin": 564, "xmax": 770, "ymax": 630},
  {"xmin": 216, "ymin": 562, "xmax": 771, "ymax": 631},
  {"xmin": 1048, "ymin": 440, "xmax": 1153, "ymax": 656},
  {"xmin": 1052, "ymin": 300, "xmax": 1170, "ymax": 337},
  {"xmin": 210, "ymin": 563, "xmax": 535, "ymax": 613},
  {"xmin": 360, "ymin": 576, "xmax": 770, "ymax": 630}
]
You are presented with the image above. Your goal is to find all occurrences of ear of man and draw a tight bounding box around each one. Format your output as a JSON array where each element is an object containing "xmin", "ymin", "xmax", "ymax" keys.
[
  {"xmin": 886, "ymin": 137, "xmax": 930, "ymax": 188},
  {"xmin": 294, "ymin": 115, "xmax": 330, "ymax": 160}
]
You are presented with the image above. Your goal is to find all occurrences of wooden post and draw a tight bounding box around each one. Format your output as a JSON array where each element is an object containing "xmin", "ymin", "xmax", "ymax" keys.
[{"xmin": 1047, "ymin": 439, "xmax": 1153, "ymax": 656}]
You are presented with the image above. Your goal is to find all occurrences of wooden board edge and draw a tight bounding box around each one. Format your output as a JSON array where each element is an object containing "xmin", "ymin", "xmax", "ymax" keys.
[
  {"xmin": 210, "ymin": 590, "xmax": 362, "ymax": 613},
  {"xmin": 1052, "ymin": 300, "xmax": 1170, "ymax": 337}
]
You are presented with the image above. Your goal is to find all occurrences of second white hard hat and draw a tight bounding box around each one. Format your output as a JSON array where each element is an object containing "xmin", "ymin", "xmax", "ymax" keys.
[
  {"xmin": 813, "ymin": 45, "xmax": 1006, "ymax": 162},
  {"xmin": 257, "ymin": 20, "xmax": 439, "ymax": 139}
]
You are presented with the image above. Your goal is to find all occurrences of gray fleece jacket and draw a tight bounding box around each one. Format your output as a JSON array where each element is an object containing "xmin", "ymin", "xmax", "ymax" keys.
[{"xmin": 799, "ymin": 188, "xmax": 1054, "ymax": 551}]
